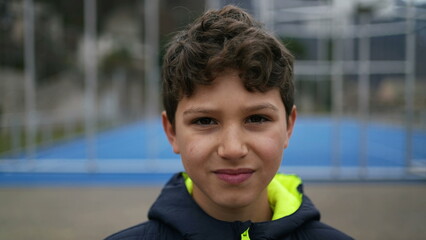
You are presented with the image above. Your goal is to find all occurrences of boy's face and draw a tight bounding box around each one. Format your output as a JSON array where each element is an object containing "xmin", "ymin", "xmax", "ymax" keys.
[{"xmin": 162, "ymin": 70, "xmax": 296, "ymax": 220}]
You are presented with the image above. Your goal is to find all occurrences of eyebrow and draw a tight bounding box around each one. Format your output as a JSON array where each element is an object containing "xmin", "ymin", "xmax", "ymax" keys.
[
  {"xmin": 245, "ymin": 103, "xmax": 279, "ymax": 113},
  {"xmin": 183, "ymin": 107, "xmax": 217, "ymax": 116},
  {"xmin": 182, "ymin": 103, "xmax": 279, "ymax": 116}
]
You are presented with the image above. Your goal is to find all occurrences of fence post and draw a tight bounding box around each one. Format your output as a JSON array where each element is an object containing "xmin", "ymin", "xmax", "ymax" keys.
[
  {"xmin": 331, "ymin": 5, "xmax": 344, "ymax": 179},
  {"xmin": 84, "ymin": 0, "xmax": 98, "ymax": 172},
  {"xmin": 358, "ymin": 12, "xmax": 371, "ymax": 179},
  {"xmin": 23, "ymin": 0, "xmax": 37, "ymax": 166},
  {"xmin": 405, "ymin": 0, "xmax": 416, "ymax": 173}
]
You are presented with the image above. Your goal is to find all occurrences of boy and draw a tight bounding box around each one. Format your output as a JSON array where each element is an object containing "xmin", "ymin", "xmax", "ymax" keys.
[{"xmin": 106, "ymin": 5, "xmax": 353, "ymax": 240}]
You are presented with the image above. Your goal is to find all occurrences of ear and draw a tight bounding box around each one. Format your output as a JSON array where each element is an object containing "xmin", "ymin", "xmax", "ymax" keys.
[
  {"xmin": 162, "ymin": 111, "xmax": 180, "ymax": 154},
  {"xmin": 283, "ymin": 105, "xmax": 297, "ymax": 149}
]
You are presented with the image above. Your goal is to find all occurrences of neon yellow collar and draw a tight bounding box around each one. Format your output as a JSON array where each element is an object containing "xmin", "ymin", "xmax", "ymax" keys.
[{"xmin": 182, "ymin": 172, "xmax": 303, "ymax": 220}]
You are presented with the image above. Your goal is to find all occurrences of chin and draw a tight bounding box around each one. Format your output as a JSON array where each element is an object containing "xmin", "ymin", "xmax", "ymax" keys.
[{"xmin": 213, "ymin": 192, "xmax": 258, "ymax": 209}]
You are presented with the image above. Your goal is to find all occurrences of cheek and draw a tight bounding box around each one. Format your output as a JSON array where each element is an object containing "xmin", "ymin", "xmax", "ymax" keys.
[
  {"xmin": 255, "ymin": 132, "xmax": 286, "ymax": 163},
  {"xmin": 180, "ymin": 137, "xmax": 215, "ymax": 181},
  {"xmin": 179, "ymin": 136, "xmax": 211, "ymax": 166}
]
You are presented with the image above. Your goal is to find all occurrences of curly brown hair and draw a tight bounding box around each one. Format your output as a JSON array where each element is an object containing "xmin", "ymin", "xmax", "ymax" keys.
[{"xmin": 162, "ymin": 5, "xmax": 294, "ymax": 126}]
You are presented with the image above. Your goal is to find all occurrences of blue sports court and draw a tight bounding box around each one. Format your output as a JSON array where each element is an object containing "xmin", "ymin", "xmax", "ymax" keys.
[{"xmin": 1, "ymin": 117, "xmax": 425, "ymax": 185}]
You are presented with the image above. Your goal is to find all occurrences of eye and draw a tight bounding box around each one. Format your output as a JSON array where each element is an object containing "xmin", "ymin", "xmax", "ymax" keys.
[
  {"xmin": 193, "ymin": 117, "xmax": 217, "ymax": 126},
  {"xmin": 246, "ymin": 115, "xmax": 269, "ymax": 124}
]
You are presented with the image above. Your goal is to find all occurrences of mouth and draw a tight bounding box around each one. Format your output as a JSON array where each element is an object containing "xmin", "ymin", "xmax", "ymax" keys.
[{"xmin": 213, "ymin": 168, "xmax": 255, "ymax": 185}]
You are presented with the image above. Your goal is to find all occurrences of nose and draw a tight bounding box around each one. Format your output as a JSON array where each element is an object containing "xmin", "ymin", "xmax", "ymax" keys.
[{"xmin": 217, "ymin": 125, "xmax": 248, "ymax": 160}]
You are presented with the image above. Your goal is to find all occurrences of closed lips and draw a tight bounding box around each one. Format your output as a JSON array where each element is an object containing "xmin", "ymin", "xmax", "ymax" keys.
[
  {"xmin": 213, "ymin": 169, "xmax": 254, "ymax": 174},
  {"xmin": 213, "ymin": 169, "xmax": 254, "ymax": 184}
]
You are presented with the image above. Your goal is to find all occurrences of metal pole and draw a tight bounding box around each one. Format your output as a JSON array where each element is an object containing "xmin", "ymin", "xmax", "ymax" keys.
[
  {"xmin": 23, "ymin": 0, "xmax": 36, "ymax": 165},
  {"xmin": 316, "ymin": 17, "xmax": 327, "ymax": 109},
  {"xmin": 405, "ymin": 0, "xmax": 416, "ymax": 171},
  {"xmin": 331, "ymin": 5, "xmax": 344, "ymax": 179},
  {"xmin": 257, "ymin": 0, "xmax": 274, "ymax": 32},
  {"xmin": 11, "ymin": 114, "xmax": 21, "ymax": 156},
  {"xmin": 84, "ymin": 0, "xmax": 98, "ymax": 171},
  {"xmin": 144, "ymin": 0, "xmax": 160, "ymax": 162},
  {"xmin": 358, "ymin": 13, "xmax": 371, "ymax": 179},
  {"xmin": 144, "ymin": 0, "xmax": 160, "ymax": 119},
  {"xmin": 205, "ymin": 0, "xmax": 220, "ymax": 10}
]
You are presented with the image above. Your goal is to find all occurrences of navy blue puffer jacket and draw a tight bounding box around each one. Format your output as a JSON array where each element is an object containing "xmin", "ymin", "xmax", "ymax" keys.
[{"xmin": 105, "ymin": 173, "xmax": 353, "ymax": 240}]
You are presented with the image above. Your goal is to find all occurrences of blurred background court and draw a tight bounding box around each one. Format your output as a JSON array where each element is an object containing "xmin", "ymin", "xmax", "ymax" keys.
[{"xmin": 1, "ymin": 0, "xmax": 425, "ymax": 239}]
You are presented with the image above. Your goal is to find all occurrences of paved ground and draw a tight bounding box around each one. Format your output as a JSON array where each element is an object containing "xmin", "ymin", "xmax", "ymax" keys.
[{"xmin": 0, "ymin": 182, "xmax": 425, "ymax": 240}]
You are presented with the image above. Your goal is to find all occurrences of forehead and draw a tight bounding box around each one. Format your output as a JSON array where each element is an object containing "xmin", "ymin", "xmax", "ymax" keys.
[{"xmin": 177, "ymin": 70, "xmax": 285, "ymax": 113}]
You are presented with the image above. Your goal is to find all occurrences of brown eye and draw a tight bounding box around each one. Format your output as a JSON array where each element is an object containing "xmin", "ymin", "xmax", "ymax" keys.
[
  {"xmin": 194, "ymin": 117, "xmax": 217, "ymax": 125},
  {"xmin": 246, "ymin": 115, "xmax": 269, "ymax": 124}
]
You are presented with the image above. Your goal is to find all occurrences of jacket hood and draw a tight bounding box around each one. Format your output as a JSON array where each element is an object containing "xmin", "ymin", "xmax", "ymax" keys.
[{"xmin": 148, "ymin": 172, "xmax": 321, "ymax": 240}]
